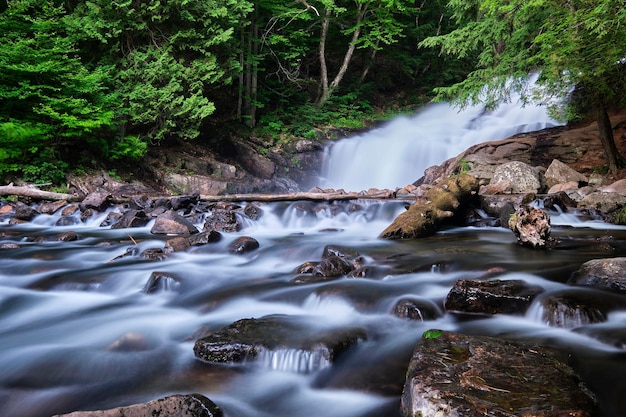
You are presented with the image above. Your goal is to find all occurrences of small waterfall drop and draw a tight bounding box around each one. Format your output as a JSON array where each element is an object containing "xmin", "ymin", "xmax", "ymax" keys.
[{"xmin": 321, "ymin": 93, "xmax": 564, "ymax": 192}]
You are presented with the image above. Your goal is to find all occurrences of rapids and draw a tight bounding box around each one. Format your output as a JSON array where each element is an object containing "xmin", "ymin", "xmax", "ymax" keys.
[{"xmin": 1, "ymin": 200, "xmax": 626, "ymax": 417}]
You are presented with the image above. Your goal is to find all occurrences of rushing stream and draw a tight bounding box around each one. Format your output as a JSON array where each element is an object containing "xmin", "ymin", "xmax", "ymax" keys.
[
  {"xmin": 2, "ymin": 100, "xmax": 626, "ymax": 417},
  {"xmin": 2, "ymin": 200, "xmax": 626, "ymax": 417}
]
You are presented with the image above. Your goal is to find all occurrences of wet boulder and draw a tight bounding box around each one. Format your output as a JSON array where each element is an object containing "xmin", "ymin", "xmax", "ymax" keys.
[
  {"xmin": 401, "ymin": 330, "xmax": 598, "ymax": 417},
  {"xmin": 13, "ymin": 201, "xmax": 40, "ymax": 221},
  {"xmin": 203, "ymin": 209, "xmax": 241, "ymax": 233},
  {"xmin": 151, "ymin": 210, "xmax": 199, "ymax": 235},
  {"xmin": 110, "ymin": 209, "xmax": 150, "ymax": 229},
  {"xmin": 143, "ymin": 271, "xmax": 182, "ymax": 293},
  {"xmin": 164, "ymin": 230, "xmax": 222, "ymax": 253},
  {"xmin": 56, "ymin": 231, "xmax": 79, "ymax": 242},
  {"xmin": 80, "ymin": 189, "xmax": 111, "ymax": 212},
  {"xmin": 508, "ymin": 205, "xmax": 552, "ymax": 248},
  {"xmin": 532, "ymin": 289, "xmax": 626, "ymax": 328},
  {"xmin": 193, "ymin": 315, "xmax": 366, "ymax": 368},
  {"xmin": 227, "ymin": 236, "xmax": 259, "ymax": 254},
  {"xmin": 313, "ymin": 255, "xmax": 353, "ymax": 277},
  {"xmin": 568, "ymin": 257, "xmax": 626, "ymax": 294},
  {"xmin": 578, "ymin": 191, "xmax": 626, "ymax": 218},
  {"xmin": 52, "ymin": 393, "xmax": 222, "ymax": 417},
  {"xmin": 391, "ymin": 297, "xmax": 441, "ymax": 321},
  {"xmin": 380, "ymin": 174, "xmax": 479, "ymax": 239},
  {"xmin": 444, "ymin": 279, "xmax": 543, "ymax": 316}
]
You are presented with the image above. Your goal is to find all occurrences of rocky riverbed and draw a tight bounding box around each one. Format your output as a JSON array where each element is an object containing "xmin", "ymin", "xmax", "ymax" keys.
[{"xmin": 2, "ymin": 112, "xmax": 626, "ymax": 417}]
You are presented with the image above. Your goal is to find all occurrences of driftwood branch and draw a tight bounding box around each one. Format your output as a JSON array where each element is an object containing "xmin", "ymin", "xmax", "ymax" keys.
[{"xmin": 0, "ymin": 184, "xmax": 83, "ymax": 202}]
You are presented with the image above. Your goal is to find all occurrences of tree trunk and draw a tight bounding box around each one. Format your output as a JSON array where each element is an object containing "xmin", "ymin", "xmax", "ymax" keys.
[
  {"xmin": 317, "ymin": 4, "xmax": 366, "ymax": 106},
  {"xmin": 595, "ymin": 104, "xmax": 624, "ymax": 174},
  {"xmin": 318, "ymin": 8, "xmax": 331, "ymax": 105}
]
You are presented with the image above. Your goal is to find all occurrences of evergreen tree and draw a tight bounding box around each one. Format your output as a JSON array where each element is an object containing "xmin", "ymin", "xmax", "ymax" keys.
[
  {"xmin": 0, "ymin": 0, "xmax": 116, "ymax": 183},
  {"xmin": 420, "ymin": 0, "xmax": 626, "ymax": 173},
  {"xmin": 68, "ymin": 0, "xmax": 253, "ymax": 142}
]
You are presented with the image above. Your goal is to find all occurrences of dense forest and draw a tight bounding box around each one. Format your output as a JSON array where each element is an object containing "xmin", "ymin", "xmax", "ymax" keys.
[{"xmin": 1, "ymin": 0, "xmax": 625, "ymax": 185}]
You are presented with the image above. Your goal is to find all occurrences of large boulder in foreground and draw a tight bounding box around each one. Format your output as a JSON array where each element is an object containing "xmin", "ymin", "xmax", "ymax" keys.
[
  {"xmin": 401, "ymin": 331, "xmax": 598, "ymax": 417},
  {"xmin": 380, "ymin": 175, "xmax": 478, "ymax": 239},
  {"xmin": 193, "ymin": 315, "xmax": 366, "ymax": 371},
  {"xmin": 53, "ymin": 393, "xmax": 222, "ymax": 417}
]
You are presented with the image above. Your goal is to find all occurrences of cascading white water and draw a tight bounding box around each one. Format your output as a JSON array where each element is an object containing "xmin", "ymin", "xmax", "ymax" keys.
[{"xmin": 321, "ymin": 94, "xmax": 564, "ymax": 192}]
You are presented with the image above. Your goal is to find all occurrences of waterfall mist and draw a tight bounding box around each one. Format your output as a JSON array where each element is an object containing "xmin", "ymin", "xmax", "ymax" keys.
[{"xmin": 321, "ymin": 98, "xmax": 564, "ymax": 192}]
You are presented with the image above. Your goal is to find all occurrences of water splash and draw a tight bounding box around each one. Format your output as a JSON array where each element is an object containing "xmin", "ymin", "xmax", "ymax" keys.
[
  {"xmin": 322, "ymin": 93, "xmax": 564, "ymax": 192},
  {"xmin": 256, "ymin": 348, "xmax": 331, "ymax": 373}
]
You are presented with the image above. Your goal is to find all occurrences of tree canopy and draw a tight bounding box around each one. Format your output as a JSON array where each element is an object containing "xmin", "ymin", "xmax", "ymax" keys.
[{"xmin": 420, "ymin": 0, "xmax": 626, "ymax": 173}]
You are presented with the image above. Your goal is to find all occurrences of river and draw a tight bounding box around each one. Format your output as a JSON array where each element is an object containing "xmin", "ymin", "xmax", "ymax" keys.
[{"xmin": 1, "ymin": 101, "xmax": 626, "ymax": 417}]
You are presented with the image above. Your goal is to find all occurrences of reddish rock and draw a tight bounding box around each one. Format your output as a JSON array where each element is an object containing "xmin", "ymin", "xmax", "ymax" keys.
[{"xmin": 402, "ymin": 331, "xmax": 598, "ymax": 417}]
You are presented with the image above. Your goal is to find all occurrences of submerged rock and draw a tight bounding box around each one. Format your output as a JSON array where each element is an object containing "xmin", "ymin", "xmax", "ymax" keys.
[
  {"xmin": 531, "ymin": 290, "xmax": 626, "ymax": 328},
  {"xmin": 401, "ymin": 331, "xmax": 598, "ymax": 417},
  {"xmin": 52, "ymin": 393, "xmax": 222, "ymax": 417},
  {"xmin": 227, "ymin": 236, "xmax": 259, "ymax": 254},
  {"xmin": 391, "ymin": 297, "xmax": 441, "ymax": 321},
  {"xmin": 445, "ymin": 279, "xmax": 543, "ymax": 316},
  {"xmin": 193, "ymin": 315, "xmax": 366, "ymax": 368}
]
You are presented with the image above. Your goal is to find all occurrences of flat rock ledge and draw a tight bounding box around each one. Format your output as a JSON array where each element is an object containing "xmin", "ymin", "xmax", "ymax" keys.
[
  {"xmin": 53, "ymin": 393, "xmax": 222, "ymax": 417},
  {"xmin": 401, "ymin": 331, "xmax": 598, "ymax": 417},
  {"xmin": 193, "ymin": 314, "xmax": 366, "ymax": 369}
]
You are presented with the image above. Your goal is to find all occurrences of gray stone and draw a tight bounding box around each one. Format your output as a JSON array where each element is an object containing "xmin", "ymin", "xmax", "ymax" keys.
[
  {"xmin": 578, "ymin": 191, "xmax": 626, "ymax": 214},
  {"xmin": 151, "ymin": 210, "xmax": 199, "ymax": 235},
  {"xmin": 492, "ymin": 161, "xmax": 542, "ymax": 193},
  {"xmin": 52, "ymin": 393, "xmax": 222, "ymax": 417},
  {"xmin": 193, "ymin": 315, "xmax": 366, "ymax": 367},
  {"xmin": 569, "ymin": 257, "xmax": 626, "ymax": 294},
  {"xmin": 445, "ymin": 279, "xmax": 543, "ymax": 315},
  {"xmin": 544, "ymin": 159, "xmax": 587, "ymax": 188}
]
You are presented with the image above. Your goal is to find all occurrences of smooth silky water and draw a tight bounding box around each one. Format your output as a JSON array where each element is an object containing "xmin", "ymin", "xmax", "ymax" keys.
[{"xmin": 2, "ymin": 99, "xmax": 626, "ymax": 417}]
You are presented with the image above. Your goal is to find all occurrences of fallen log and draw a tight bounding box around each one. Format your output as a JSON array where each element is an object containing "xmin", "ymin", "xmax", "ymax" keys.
[
  {"xmin": 0, "ymin": 184, "xmax": 82, "ymax": 202},
  {"xmin": 198, "ymin": 190, "xmax": 396, "ymax": 202}
]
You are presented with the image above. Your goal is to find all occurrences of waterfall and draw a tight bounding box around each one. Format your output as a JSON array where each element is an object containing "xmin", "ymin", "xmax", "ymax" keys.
[{"xmin": 321, "ymin": 93, "xmax": 565, "ymax": 192}]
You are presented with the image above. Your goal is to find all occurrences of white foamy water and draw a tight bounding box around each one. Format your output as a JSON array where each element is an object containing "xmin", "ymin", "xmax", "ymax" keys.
[{"xmin": 322, "ymin": 92, "xmax": 563, "ymax": 191}]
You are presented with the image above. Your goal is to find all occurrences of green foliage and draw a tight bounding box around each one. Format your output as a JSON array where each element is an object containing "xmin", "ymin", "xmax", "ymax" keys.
[
  {"xmin": 69, "ymin": 0, "xmax": 253, "ymax": 142},
  {"xmin": 419, "ymin": 0, "xmax": 626, "ymax": 114},
  {"xmin": 0, "ymin": 0, "xmax": 117, "ymax": 184},
  {"xmin": 423, "ymin": 329, "xmax": 443, "ymax": 339}
]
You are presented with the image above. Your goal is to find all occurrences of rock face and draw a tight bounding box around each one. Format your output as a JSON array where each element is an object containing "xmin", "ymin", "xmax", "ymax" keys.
[
  {"xmin": 508, "ymin": 205, "xmax": 552, "ymax": 248},
  {"xmin": 380, "ymin": 175, "xmax": 479, "ymax": 239},
  {"xmin": 193, "ymin": 315, "xmax": 366, "ymax": 367},
  {"xmin": 444, "ymin": 279, "xmax": 543, "ymax": 315},
  {"xmin": 568, "ymin": 257, "xmax": 626, "ymax": 293},
  {"xmin": 401, "ymin": 331, "xmax": 598, "ymax": 417},
  {"xmin": 53, "ymin": 393, "xmax": 223, "ymax": 417}
]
